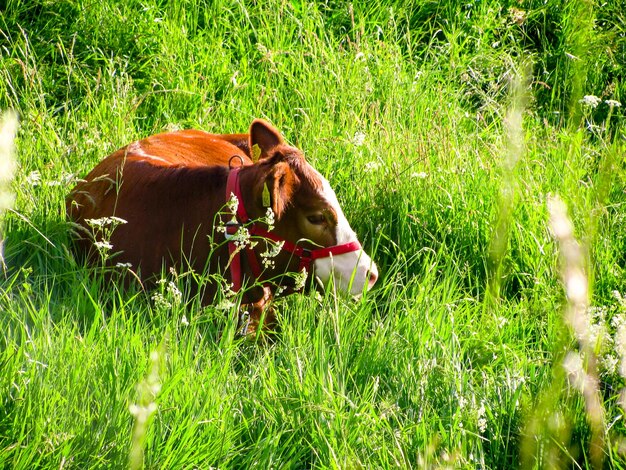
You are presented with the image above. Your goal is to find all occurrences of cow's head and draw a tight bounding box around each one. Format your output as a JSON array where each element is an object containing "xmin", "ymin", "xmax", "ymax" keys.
[{"xmin": 243, "ymin": 119, "xmax": 378, "ymax": 295}]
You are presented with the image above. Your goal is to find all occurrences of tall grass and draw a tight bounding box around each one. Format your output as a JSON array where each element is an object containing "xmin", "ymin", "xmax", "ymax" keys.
[{"xmin": 1, "ymin": 0, "xmax": 625, "ymax": 468}]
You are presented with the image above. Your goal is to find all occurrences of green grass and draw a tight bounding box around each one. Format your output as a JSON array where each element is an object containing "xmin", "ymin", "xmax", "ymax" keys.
[{"xmin": 1, "ymin": 0, "xmax": 626, "ymax": 468}]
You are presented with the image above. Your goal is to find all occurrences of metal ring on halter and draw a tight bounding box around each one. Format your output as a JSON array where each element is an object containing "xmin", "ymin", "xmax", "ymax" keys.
[{"xmin": 229, "ymin": 155, "xmax": 245, "ymax": 169}]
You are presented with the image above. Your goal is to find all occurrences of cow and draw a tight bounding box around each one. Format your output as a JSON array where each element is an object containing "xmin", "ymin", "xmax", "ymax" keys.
[{"xmin": 66, "ymin": 119, "xmax": 378, "ymax": 335}]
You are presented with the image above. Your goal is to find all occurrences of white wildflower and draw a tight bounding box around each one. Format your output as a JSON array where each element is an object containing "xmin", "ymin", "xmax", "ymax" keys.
[
  {"xmin": 223, "ymin": 283, "xmax": 237, "ymax": 298},
  {"xmin": 151, "ymin": 293, "xmax": 171, "ymax": 311},
  {"xmin": 264, "ymin": 206, "xmax": 275, "ymax": 231},
  {"xmin": 411, "ymin": 171, "xmax": 428, "ymax": 179},
  {"xmin": 108, "ymin": 216, "xmax": 128, "ymax": 225},
  {"xmin": 261, "ymin": 240, "xmax": 284, "ymax": 268},
  {"xmin": 364, "ymin": 161, "xmax": 381, "ymax": 172},
  {"xmin": 585, "ymin": 315, "xmax": 607, "ymax": 349},
  {"xmin": 181, "ymin": 315, "xmax": 189, "ymax": 326},
  {"xmin": 88, "ymin": 218, "xmax": 125, "ymax": 261},
  {"xmin": 601, "ymin": 354, "xmax": 619, "ymax": 376},
  {"xmin": 232, "ymin": 226, "xmax": 255, "ymax": 249},
  {"xmin": 352, "ymin": 131, "xmax": 366, "ymax": 147},
  {"xmin": 588, "ymin": 305, "xmax": 608, "ymax": 320},
  {"xmin": 579, "ymin": 95, "xmax": 601, "ymax": 108},
  {"xmin": 611, "ymin": 313, "xmax": 626, "ymax": 330},
  {"xmin": 294, "ymin": 268, "xmax": 308, "ymax": 291},
  {"xmin": 166, "ymin": 281, "xmax": 182, "ymax": 306},
  {"xmin": 477, "ymin": 402, "xmax": 487, "ymax": 433},
  {"xmin": 458, "ymin": 395, "xmax": 468, "ymax": 409},
  {"xmin": 216, "ymin": 298, "xmax": 236, "ymax": 310},
  {"xmin": 227, "ymin": 192, "xmax": 239, "ymax": 214},
  {"xmin": 152, "ymin": 279, "xmax": 182, "ymax": 310},
  {"xmin": 605, "ymin": 99, "xmax": 622, "ymax": 108},
  {"xmin": 86, "ymin": 218, "xmax": 107, "ymax": 228},
  {"xmin": 613, "ymin": 315, "xmax": 626, "ymax": 378},
  {"xmin": 26, "ymin": 170, "xmax": 41, "ymax": 186},
  {"xmin": 86, "ymin": 216, "xmax": 127, "ymax": 228},
  {"xmin": 93, "ymin": 240, "xmax": 113, "ymax": 251}
]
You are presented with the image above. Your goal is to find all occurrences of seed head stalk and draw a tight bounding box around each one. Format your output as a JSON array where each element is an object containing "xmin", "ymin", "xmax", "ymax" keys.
[
  {"xmin": 548, "ymin": 195, "xmax": 605, "ymax": 469},
  {"xmin": 487, "ymin": 63, "xmax": 529, "ymax": 301},
  {"xmin": 0, "ymin": 111, "xmax": 18, "ymax": 274}
]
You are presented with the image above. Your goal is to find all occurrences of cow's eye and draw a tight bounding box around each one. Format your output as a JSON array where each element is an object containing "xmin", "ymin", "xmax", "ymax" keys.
[{"xmin": 307, "ymin": 213, "xmax": 327, "ymax": 225}]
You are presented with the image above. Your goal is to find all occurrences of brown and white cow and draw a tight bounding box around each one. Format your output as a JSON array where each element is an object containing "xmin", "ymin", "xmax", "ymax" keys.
[{"xmin": 67, "ymin": 119, "xmax": 378, "ymax": 333}]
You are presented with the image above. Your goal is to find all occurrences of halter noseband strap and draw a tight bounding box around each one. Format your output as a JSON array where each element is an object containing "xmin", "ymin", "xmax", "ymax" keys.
[{"xmin": 224, "ymin": 165, "xmax": 361, "ymax": 294}]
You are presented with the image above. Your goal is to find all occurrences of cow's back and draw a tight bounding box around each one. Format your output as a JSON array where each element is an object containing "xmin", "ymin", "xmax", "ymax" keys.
[
  {"xmin": 66, "ymin": 129, "xmax": 252, "ymax": 279},
  {"xmin": 118, "ymin": 130, "xmax": 250, "ymax": 167}
]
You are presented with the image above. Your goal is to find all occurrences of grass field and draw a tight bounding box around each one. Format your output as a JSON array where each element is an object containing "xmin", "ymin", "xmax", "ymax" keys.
[{"xmin": 1, "ymin": 0, "xmax": 626, "ymax": 468}]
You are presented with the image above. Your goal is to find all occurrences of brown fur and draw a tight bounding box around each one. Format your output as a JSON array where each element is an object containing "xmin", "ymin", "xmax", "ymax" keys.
[{"xmin": 67, "ymin": 120, "xmax": 338, "ymax": 335}]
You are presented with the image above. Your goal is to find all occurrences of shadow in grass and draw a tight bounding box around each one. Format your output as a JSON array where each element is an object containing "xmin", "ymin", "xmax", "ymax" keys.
[{"xmin": 2, "ymin": 214, "xmax": 148, "ymax": 331}]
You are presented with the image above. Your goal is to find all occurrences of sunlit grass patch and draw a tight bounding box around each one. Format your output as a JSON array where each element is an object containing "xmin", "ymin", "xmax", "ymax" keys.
[{"xmin": 0, "ymin": 0, "xmax": 625, "ymax": 468}]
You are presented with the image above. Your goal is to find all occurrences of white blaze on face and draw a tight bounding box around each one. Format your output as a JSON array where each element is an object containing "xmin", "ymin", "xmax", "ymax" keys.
[{"xmin": 313, "ymin": 172, "xmax": 378, "ymax": 295}]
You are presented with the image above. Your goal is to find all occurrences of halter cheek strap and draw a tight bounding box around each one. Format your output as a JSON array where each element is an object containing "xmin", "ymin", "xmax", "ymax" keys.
[{"xmin": 224, "ymin": 165, "xmax": 362, "ymax": 294}]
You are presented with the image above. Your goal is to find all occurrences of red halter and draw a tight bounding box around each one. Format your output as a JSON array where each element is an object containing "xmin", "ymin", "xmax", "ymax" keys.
[{"xmin": 224, "ymin": 165, "xmax": 362, "ymax": 293}]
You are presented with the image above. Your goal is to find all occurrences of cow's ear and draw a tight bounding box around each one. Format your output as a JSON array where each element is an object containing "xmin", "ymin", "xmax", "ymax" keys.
[
  {"xmin": 264, "ymin": 161, "xmax": 295, "ymax": 219},
  {"xmin": 250, "ymin": 119, "xmax": 282, "ymax": 158}
]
